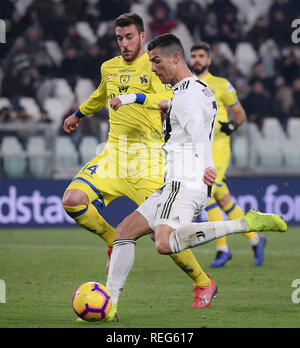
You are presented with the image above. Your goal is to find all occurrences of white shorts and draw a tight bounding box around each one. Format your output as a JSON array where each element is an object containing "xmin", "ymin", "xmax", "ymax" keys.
[{"xmin": 137, "ymin": 181, "xmax": 211, "ymax": 230}]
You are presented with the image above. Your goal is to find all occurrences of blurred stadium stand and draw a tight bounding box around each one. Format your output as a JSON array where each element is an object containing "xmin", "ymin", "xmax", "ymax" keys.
[{"xmin": 0, "ymin": 0, "xmax": 299, "ymax": 179}]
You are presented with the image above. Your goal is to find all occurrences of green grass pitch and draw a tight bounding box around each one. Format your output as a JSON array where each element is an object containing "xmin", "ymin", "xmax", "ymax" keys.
[{"xmin": 0, "ymin": 227, "xmax": 299, "ymax": 328}]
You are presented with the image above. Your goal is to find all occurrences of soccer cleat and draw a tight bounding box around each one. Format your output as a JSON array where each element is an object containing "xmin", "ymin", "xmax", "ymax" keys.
[
  {"xmin": 103, "ymin": 304, "xmax": 118, "ymax": 322},
  {"xmin": 242, "ymin": 210, "xmax": 287, "ymax": 233},
  {"xmin": 191, "ymin": 274, "xmax": 218, "ymax": 308},
  {"xmin": 252, "ymin": 235, "xmax": 267, "ymax": 267},
  {"xmin": 210, "ymin": 249, "xmax": 232, "ymax": 268},
  {"xmin": 106, "ymin": 246, "xmax": 113, "ymax": 274}
]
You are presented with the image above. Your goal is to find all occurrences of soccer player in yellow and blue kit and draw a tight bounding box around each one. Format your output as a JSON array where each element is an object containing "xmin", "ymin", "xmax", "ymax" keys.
[
  {"xmin": 190, "ymin": 42, "xmax": 266, "ymax": 267},
  {"xmin": 62, "ymin": 14, "xmax": 214, "ymax": 310}
]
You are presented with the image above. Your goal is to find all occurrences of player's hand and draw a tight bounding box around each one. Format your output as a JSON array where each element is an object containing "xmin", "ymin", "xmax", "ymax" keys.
[
  {"xmin": 219, "ymin": 121, "xmax": 239, "ymax": 136},
  {"xmin": 63, "ymin": 114, "xmax": 81, "ymax": 134},
  {"xmin": 158, "ymin": 100, "xmax": 171, "ymax": 118},
  {"xmin": 204, "ymin": 167, "xmax": 216, "ymax": 186},
  {"xmin": 110, "ymin": 97, "xmax": 123, "ymax": 111}
]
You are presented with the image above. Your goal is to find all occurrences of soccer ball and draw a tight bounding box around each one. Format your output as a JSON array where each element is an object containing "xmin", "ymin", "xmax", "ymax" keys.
[{"xmin": 72, "ymin": 282, "xmax": 112, "ymax": 321}]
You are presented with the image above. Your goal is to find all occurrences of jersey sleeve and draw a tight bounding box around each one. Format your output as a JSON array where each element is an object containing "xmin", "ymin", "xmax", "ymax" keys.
[
  {"xmin": 79, "ymin": 64, "xmax": 108, "ymax": 116},
  {"xmin": 221, "ymin": 79, "xmax": 239, "ymax": 107},
  {"xmin": 142, "ymin": 72, "xmax": 174, "ymax": 110}
]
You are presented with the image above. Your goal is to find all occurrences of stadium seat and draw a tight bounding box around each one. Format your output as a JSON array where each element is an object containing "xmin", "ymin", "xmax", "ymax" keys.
[
  {"xmin": 76, "ymin": 22, "xmax": 97, "ymax": 45},
  {"xmin": 53, "ymin": 78, "xmax": 75, "ymax": 110},
  {"xmin": 19, "ymin": 97, "xmax": 41, "ymax": 121},
  {"xmin": 218, "ymin": 42, "xmax": 235, "ymax": 63},
  {"xmin": 256, "ymin": 138, "xmax": 283, "ymax": 167},
  {"xmin": 262, "ymin": 118, "xmax": 286, "ymax": 141},
  {"xmin": 44, "ymin": 40, "xmax": 64, "ymax": 66},
  {"xmin": 0, "ymin": 97, "xmax": 11, "ymax": 109},
  {"xmin": 75, "ymin": 79, "xmax": 95, "ymax": 105},
  {"xmin": 27, "ymin": 136, "xmax": 47, "ymax": 178},
  {"xmin": 79, "ymin": 136, "xmax": 99, "ymax": 164},
  {"xmin": 1, "ymin": 136, "xmax": 27, "ymax": 178},
  {"xmin": 235, "ymin": 42, "xmax": 258, "ymax": 76},
  {"xmin": 232, "ymin": 136, "xmax": 248, "ymax": 167},
  {"xmin": 283, "ymin": 139, "xmax": 300, "ymax": 167},
  {"xmin": 55, "ymin": 136, "xmax": 79, "ymax": 167},
  {"xmin": 43, "ymin": 97, "xmax": 68, "ymax": 132},
  {"xmin": 287, "ymin": 118, "xmax": 300, "ymax": 141}
]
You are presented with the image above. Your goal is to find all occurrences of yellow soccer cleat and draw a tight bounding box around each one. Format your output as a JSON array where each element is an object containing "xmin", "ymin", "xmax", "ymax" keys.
[
  {"xmin": 242, "ymin": 210, "xmax": 287, "ymax": 233},
  {"xmin": 103, "ymin": 304, "xmax": 118, "ymax": 322}
]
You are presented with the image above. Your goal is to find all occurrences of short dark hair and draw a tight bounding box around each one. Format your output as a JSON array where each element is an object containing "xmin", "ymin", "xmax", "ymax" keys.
[
  {"xmin": 114, "ymin": 13, "xmax": 145, "ymax": 33},
  {"xmin": 147, "ymin": 34, "xmax": 185, "ymax": 59},
  {"xmin": 190, "ymin": 42, "xmax": 211, "ymax": 56}
]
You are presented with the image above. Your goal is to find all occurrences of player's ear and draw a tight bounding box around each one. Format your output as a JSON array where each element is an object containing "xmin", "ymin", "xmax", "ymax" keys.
[
  {"xmin": 171, "ymin": 52, "xmax": 181, "ymax": 65},
  {"xmin": 140, "ymin": 31, "xmax": 146, "ymax": 43}
]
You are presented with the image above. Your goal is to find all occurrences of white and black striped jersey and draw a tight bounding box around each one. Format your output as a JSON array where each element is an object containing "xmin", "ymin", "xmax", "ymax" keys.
[{"xmin": 162, "ymin": 75, "xmax": 217, "ymax": 192}]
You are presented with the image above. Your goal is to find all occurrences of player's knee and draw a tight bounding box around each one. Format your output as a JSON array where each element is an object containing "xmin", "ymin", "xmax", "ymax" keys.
[
  {"xmin": 155, "ymin": 238, "xmax": 170, "ymax": 255},
  {"xmin": 62, "ymin": 189, "xmax": 89, "ymax": 208},
  {"xmin": 116, "ymin": 222, "xmax": 134, "ymax": 240}
]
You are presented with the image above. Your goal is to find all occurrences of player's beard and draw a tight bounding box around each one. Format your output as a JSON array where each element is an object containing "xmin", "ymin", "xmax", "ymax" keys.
[
  {"xmin": 122, "ymin": 40, "xmax": 142, "ymax": 62},
  {"xmin": 192, "ymin": 63, "xmax": 209, "ymax": 76}
]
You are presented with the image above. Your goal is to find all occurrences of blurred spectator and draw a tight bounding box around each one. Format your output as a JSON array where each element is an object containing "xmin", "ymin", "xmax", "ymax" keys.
[
  {"xmin": 2, "ymin": 68, "xmax": 24, "ymax": 100},
  {"xmin": 148, "ymin": 0, "xmax": 178, "ymax": 38},
  {"xmin": 97, "ymin": 23, "xmax": 121, "ymax": 61},
  {"xmin": 59, "ymin": 48, "xmax": 81, "ymax": 90},
  {"xmin": 33, "ymin": 44, "xmax": 57, "ymax": 77},
  {"xmin": 42, "ymin": 3, "xmax": 71, "ymax": 46},
  {"xmin": 208, "ymin": 43, "xmax": 231, "ymax": 76},
  {"xmin": 23, "ymin": 25, "xmax": 43, "ymax": 55},
  {"xmin": 291, "ymin": 78, "xmax": 300, "ymax": 117},
  {"xmin": 259, "ymin": 39, "xmax": 280, "ymax": 79},
  {"xmin": 3, "ymin": 37, "xmax": 31, "ymax": 73},
  {"xmin": 1, "ymin": 0, "xmax": 15, "ymax": 19},
  {"xmin": 199, "ymin": 11, "xmax": 220, "ymax": 44},
  {"xmin": 63, "ymin": 0, "xmax": 88, "ymax": 22},
  {"xmin": 244, "ymin": 80, "xmax": 272, "ymax": 128},
  {"xmin": 63, "ymin": 25, "xmax": 89, "ymax": 54},
  {"xmin": 98, "ymin": 0, "xmax": 131, "ymax": 21},
  {"xmin": 219, "ymin": 9, "xmax": 240, "ymax": 53},
  {"xmin": 249, "ymin": 62, "xmax": 275, "ymax": 94},
  {"xmin": 37, "ymin": 110, "xmax": 53, "ymax": 125},
  {"xmin": 273, "ymin": 81, "xmax": 293, "ymax": 130},
  {"xmin": 176, "ymin": 0, "xmax": 203, "ymax": 37},
  {"xmin": 0, "ymin": 107, "xmax": 12, "ymax": 123},
  {"xmin": 268, "ymin": 10, "xmax": 290, "ymax": 48},
  {"xmin": 245, "ymin": 17, "xmax": 269, "ymax": 52},
  {"xmin": 279, "ymin": 46, "xmax": 300, "ymax": 85},
  {"xmin": 207, "ymin": 0, "xmax": 238, "ymax": 21},
  {"xmin": 80, "ymin": 46, "xmax": 104, "ymax": 86}
]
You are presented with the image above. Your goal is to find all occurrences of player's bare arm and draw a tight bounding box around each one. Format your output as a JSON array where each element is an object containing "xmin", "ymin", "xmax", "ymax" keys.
[
  {"xmin": 219, "ymin": 102, "xmax": 247, "ymax": 135},
  {"xmin": 63, "ymin": 113, "xmax": 81, "ymax": 134}
]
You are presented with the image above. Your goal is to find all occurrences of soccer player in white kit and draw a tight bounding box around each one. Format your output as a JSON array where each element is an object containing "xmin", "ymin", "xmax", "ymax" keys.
[{"xmin": 105, "ymin": 34, "xmax": 287, "ymax": 321}]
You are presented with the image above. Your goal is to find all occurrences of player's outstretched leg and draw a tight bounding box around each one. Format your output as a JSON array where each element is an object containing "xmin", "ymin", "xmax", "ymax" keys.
[{"xmin": 169, "ymin": 210, "xmax": 287, "ymax": 254}]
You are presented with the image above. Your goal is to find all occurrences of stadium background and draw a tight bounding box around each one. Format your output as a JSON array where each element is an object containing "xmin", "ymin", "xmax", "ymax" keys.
[{"xmin": 0, "ymin": 0, "xmax": 299, "ymax": 228}]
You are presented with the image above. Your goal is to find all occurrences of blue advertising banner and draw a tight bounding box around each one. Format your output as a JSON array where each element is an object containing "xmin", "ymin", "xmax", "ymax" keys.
[{"xmin": 0, "ymin": 178, "xmax": 299, "ymax": 228}]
